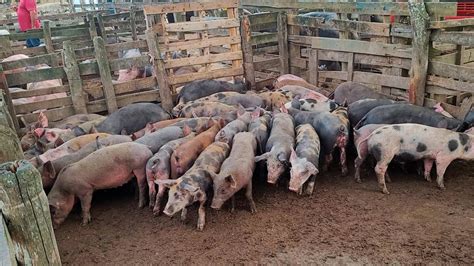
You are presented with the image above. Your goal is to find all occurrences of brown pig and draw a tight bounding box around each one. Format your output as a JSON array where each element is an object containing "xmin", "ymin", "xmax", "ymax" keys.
[
  {"xmin": 157, "ymin": 142, "xmax": 230, "ymax": 230},
  {"xmin": 258, "ymin": 91, "xmax": 291, "ymax": 111},
  {"xmin": 146, "ymin": 133, "xmax": 196, "ymax": 214},
  {"xmin": 211, "ymin": 132, "xmax": 257, "ymax": 213},
  {"xmin": 179, "ymin": 102, "xmax": 237, "ymax": 119},
  {"xmin": 48, "ymin": 142, "xmax": 152, "ymax": 226},
  {"xmin": 170, "ymin": 122, "xmax": 223, "ymax": 179}
]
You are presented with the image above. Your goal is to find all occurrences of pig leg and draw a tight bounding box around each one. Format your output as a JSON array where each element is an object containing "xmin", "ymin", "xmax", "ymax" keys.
[
  {"xmin": 339, "ymin": 147, "xmax": 348, "ymax": 176},
  {"xmin": 323, "ymin": 153, "xmax": 333, "ymax": 172},
  {"xmin": 423, "ymin": 159, "xmax": 434, "ymax": 182},
  {"xmin": 181, "ymin": 207, "xmax": 187, "ymax": 222},
  {"xmin": 354, "ymin": 155, "xmax": 366, "ymax": 183},
  {"xmin": 245, "ymin": 183, "xmax": 257, "ymax": 214},
  {"xmin": 133, "ymin": 168, "xmax": 147, "ymax": 208},
  {"xmin": 148, "ymin": 180, "xmax": 156, "ymax": 209},
  {"xmin": 374, "ymin": 161, "xmax": 390, "ymax": 194},
  {"xmin": 435, "ymin": 159, "xmax": 451, "ymax": 190},
  {"xmin": 78, "ymin": 190, "xmax": 93, "ymax": 225},
  {"xmin": 305, "ymin": 174, "xmax": 316, "ymax": 196},
  {"xmin": 230, "ymin": 196, "xmax": 235, "ymax": 213},
  {"xmin": 197, "ymin": 198, "xmax": 207, "ymax": 231},
  {"xmin": 153, "ymin": 185, "xmax": 166, "ymax": 216}
]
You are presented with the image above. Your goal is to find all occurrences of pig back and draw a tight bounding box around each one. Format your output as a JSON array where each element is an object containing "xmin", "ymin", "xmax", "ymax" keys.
[
  {"xmin": 295, "ymin": 124, "xmax": 320, "ymax": 167},
  {"xmin": 348, "ymin": 99, "xmax": 399, "ymax": 126},
  {"xmin": 135, "ymin": 126, "xmax": 185, "ymax": 153},
  {"xmin": 193, "ymin": 142, "xmax": 230, "ymax": 173},
  {"xmin": 266, "ymin": 113, "xmax": 295, "ymax": 151}
]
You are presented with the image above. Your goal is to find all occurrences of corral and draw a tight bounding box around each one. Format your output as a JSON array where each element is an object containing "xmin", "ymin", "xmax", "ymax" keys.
[{"xmin": 0, "ymin": 0, "xmax": 473, "ymax": 265}]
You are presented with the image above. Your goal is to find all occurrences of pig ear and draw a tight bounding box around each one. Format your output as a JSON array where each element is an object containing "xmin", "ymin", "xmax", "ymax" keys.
[
  {"xmin": 251, "ymin": 108, "xmax": 260, "ymax": 119},
  {"xmin": 237, "ymin": 105, "xmax": 246, "ymax": 117},
  {"xmin": 37, "ymin": 112, "xmax": 48, "ymax": 128},
  {"xmin": 182, "ymin": 124, "xmax": 192, "ymax": 136},
  {"xmin": 306, "ymin": 162, "xmax": 319, "ymax": 176},
  {"xmin": 279, "ymin": 104, "xmax": 288, "ymax": 114},
  {"xmin": 290, "ymin": 148, "xmax": 297, "ymax": 162},
  {"xmin": 44, "ymin": 131, "xmax": 57, "ymax": 142},
  {"xmin": 255, "ymin": 152, "xmax": 270, "ymax": 162},
  {"xmin": 89, "ymin": 125, "xmax": 98, "ymax": 134},
  {"xmin": 181, "ymin": 183, "xmax": 199, "ymax": 193},
  {"xmin": 144, "ymin": 123, "xmax": 154, "ymax": 134},
  {"xmin": 155, "ymin": 179, "xmax": 178, "ymax": 188},
  {"xmin": 277, "ymin": 152, "xmax": 287, "ymax": 163},
  {"xmin": 43, "ymin": 161, "xmax": 56, "ymax": 179},
  {"xmin": 54, "ymin": 137, "xmax": 64, "ymax": 147},
  {"xmin": 34, "ymin": 127, "xmax": 45, "ymax": 138},
  {"xmin": 225, "ymin": 175, "xmax": 237, "ymax": 189}
]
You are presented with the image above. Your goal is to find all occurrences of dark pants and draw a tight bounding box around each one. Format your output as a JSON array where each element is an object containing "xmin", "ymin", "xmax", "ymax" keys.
[{"xmin": 26, "ymin": 38, "xmax": 40, "ymax": 48}]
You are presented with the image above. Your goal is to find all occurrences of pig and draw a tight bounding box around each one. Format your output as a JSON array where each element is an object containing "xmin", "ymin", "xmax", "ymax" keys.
[
  {"xmin": 169, "ymin": 117, "xmax": 219, "ymax": 134},
  {"xmin": 156, "ymin": 142, "xmax": 230, "ymax": 230},
  {"xmin": 353, "ymin": 124, "xmax": 388, "ymax": 183},
  {"xmin": 255, "ymin": 111, "xmax": 295, "ymax": 184},
  {"xmin": 178, "ymin": 102, "xmax": 237, "ymax": 119},
  {"xmin": 248, "ymin": 111, "xmax": 272, "ymax": 154},
  {"xmin": 48, "ymin": 142, "xmax": 152, "ymax": 226},
  {"xmin": 289, "ymin": 108, "xmax": 349, "ymax": 174},
  {"xmin": 146, "ymin": 133, "xmax": 196, "ymax": 214},
  {"xmin": 26, "ymin": 65, "xmax": 64, "ymax": 91},
  {"xmin": 289, "ymin": 124, "xmax": 320, "ymax": 195},
  {"xmin": 355, "ymin": 104, "xmax": 462, "ymax": 130},
  {"xmin": 131, "ymin": 118, "xmax": 186, "ymax": 140},
  {"xmin": 333, "ymin": 82, "xmax": 395, "ymax": 106},
  {"xmin": 348, "ymin": 99, "xmax": 399, "ymax": 127},
  {"xmin": 365, "ymin": 124, "xmax": 474, "ymax": 194},
  {"xmin": 49, "ymin": 114, "xmax": 105, "ymax": 129},
  {"xmin": 457, "ymin": 109, "xmax": 474, "ymax": 132},
  {"xmin": 95, "ymin": 103, "xmax": 170, "ymax": 134},
  {"xmin": 172, "ymin": 91, "xmax": 240, "ymax": 116},
  {"xmin": 274, "ymin": 74, "xmax": 331, "ymax": 97},
  {"xmin": 211, "ymin": 132, "xmax": 257, "ymax": 212},
  {"xmin": 258, "ymin": 91, "xmax": 292, "ymax": 111},
  {"xmin": 215, "ymin": 110, "xmax": 257, "ymax": 145},
  {"xmin": 176, "ymin": 79, "xmax": 248, "ymax": 105},
  {"xmin": 116, "ymin": 49, "xmax": 153, "ymax": 82},
  {"xmin": 170, "ymin": 122, "xmax": 223, "ymax": 179},
  {"xmin": 285, "ymin": 98, "xmax": 338, "ymax": 113},
  {"xmin": 135, "ymin": 126, "xmax": 191, "ymax": 153},
  {"xmin": 1, "ymin": 54, "xmax": 30, "ymax": 75},
  {"xmin": 277, "ymin": 85, "xmax": 328, "ymax": 102},
  {"xmin": 69, "ymin": 117, "xmax": 107, "ymax": 136},
  {"xmin": 38, "ymin": 133, "xmax": 110, "ymax": 163},
  {"xmin": 40, "ymin": 135, "xmax": 132, "ymax": 188}
]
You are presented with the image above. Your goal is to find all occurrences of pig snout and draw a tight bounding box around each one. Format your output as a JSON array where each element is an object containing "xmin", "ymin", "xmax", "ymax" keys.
[
  {"xmin": 163, "ymin": 206, "xmax": 176, "ymax": 217},
  {"xmin": 210, "ymin": 199, "xmax": 224, "ymax": 210}
]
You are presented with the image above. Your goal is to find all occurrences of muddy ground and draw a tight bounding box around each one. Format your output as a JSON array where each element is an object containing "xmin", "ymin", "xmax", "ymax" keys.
[{"xmin": 55, "ymin": 159, "xmax": 474, "ymax": 264}]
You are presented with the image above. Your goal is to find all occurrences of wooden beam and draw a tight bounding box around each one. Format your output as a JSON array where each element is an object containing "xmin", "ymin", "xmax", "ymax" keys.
[
  {"xmin": 308, "ymin": 49, "xmax": 318, "ymax": 86},
  {"xmin": 93, "ymin": 36, "xmax": 118, "ymax": 113},
  {"xmin": 0, "ymin": 66, "xmax": 20, "ymax": 133},
  {"xmin": 164, "ymin": 19, "xmax": 239, "ymax": 32},
  {"xmin": 144, "ymin": 0, "xmax": 238, "ymax": 15},
  {"xmin": 430, "ymin": 31, "xmax": 474, "ymax": 47},
  {"xmin": 428, "ymin": 61, "xmax": 474, "ymax": 83},
  {"xmin": 42, "ymin": 21, "xmax": 54, "ymax": 54},
  {"xmin": 63, "ymin": 41, "xmax": 88, "ymax": 114},
  {"xmin": 241, "ymin": 15, "xmax": 256, "ymax": 90},
  {"xmin": 408, "ymin": 0, "xmax": 430, "ymax": 106},
  {"xmin": 277, "ymin": 12, "xmax": 289, "ymax": 75},
  {"xmin": 430, "ymin": 18, "xmax": 474, "ymax": 29}
]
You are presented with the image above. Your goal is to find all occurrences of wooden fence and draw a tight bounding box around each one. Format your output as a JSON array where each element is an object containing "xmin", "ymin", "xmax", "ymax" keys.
[{"xmin": 97, "ymin": 8, "xmax": 147, "ymax": 43}]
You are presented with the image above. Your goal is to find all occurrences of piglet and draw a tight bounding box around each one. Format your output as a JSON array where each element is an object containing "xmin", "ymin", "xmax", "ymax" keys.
[
  {"xmin": 289, "ymin": 124, "xmax": 320, "ymax": 195},
  {"xmin": 157, "ymin": 142, "xmax": 230, "ymax": 230},
  {"xmin": 146, "ymin": 133, "xmax": 196, "ymax": 214},
  {"xmin": 255, "ymin": 110, "xmax": 295, "ymax": 184},
  {"xmin": 48, "ymin": 142, "xmax": 152, "ymax": 226},
  {"xmin": 170, "ymin": 121, "xmax": 223, "ymax": 179},
  {"xmin": 366, "ymin": 124, "xmax": 474, "ymax": 194},
  {"xmin": 211, "ymin": 132, "xmax": 257, "ymax": 213}
]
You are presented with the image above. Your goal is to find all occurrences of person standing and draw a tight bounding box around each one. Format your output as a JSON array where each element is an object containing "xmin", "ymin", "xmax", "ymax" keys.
[{"xmin": 11, "ymin": 0, "xmax": 41, "ymax": 47}]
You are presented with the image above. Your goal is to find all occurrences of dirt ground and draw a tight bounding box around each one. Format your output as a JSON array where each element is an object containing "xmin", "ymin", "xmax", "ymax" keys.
[{"xmin": 55, "ymin": 159, "xmax": 474, "ymax": 264}]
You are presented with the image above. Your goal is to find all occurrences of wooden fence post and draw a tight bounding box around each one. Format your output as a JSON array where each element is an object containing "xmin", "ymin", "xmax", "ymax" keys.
[
  {"xmin": 42, "ymin": 20, "xmax": 54, "ymax": 54},
  {"xmin": 0, "ymin": 30, "xmax": 12, "ymax": 58},
  {"xmin": 408, "ymin": 0, "xmax": 430, "ymax": 106},
  {"xmin": 93, "ymin": 36, "xmax": 118, "ymax": 113},
  {"xmin": 308, "ymin": 49, "xmax": 319, "ymax": 86},
  {"xmin": 130, "ymin": 7, "xmax": 138, "ymax": 41},
  {"xmin": 277, "ymin": 12, "xmax": 289, "ymax": 75},
  {"xmin": 96, "ymin": 14, "xmax": 106, "ymax": 39},
  {"xmin": 240, "ymin": 15, "xmax": 256, "ymax": 90},
  {"xmin": 1, "ymin": 214, "xmax": 16, "ymax": 265},
  {"xmin": 63, "ymin": 41, "xmax": 88, "ymax": 114},
  {"xmin": 87, "ymin": 13, "xmax": 98, "ymax": 39},
  {"xmin": 0, "ymin": 160, "xmax": 61, "ymax": 265},
  {"xmin": 0, "ymin": 66, "xmax": 19, "ymax": 133},
  {"xmin": 0, "ymin": 93, "xmax": 23, "ymax": 163},
  {"xmin": 145, "ymin": 29, "xmax": 174, "ymax": 112}
]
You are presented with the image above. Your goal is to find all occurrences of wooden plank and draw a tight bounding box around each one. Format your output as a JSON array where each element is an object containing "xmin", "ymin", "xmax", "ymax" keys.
[
  {"xmin": 227, "ymin": 7, "xmax": 241, "ymax": 70},
  {"xmin": 10, "ymin": 85, "xmax": 68, "ymax": 99},
  {"xmin": 432, "ymin": 48, "xmax": 474, "ymax": 65},
  {"xmin": 241, "ymin": 15, "xmax": 256, "ymax": 90},
  {"xmin": 1, "ymin": 53, "xmax": 61, "ymax": 71},
  {"xmin": 87, "ymin": 13, "xmax": 98, "ymax": 39},
  {"xmin": 427, "ymin": 75, "xmax": 474, "ymax": 94},
  {"xmin": 164, "ymin": 18, "xmax": 239, "ymax": 32},
  {"xmin": 251, "ymin": 33, "xmax": 277, "ymax": 45},
  {"xmin": 105, "ymin": 40, "xmax": 148, "ymax": 53},
  {"xmin": 426, "ymin": 85, "xmax": 459, "ymax": 96},
  {"xmin": 130, "ymin": 8, "xmax": 138, "ymax": 41},
  {"xmin": 240, "ymin": 0, "xmax": 457, "ymax": 17},
  {"xmin": 110, "ymin": 55, "xmax": 150, "ymax": 72},
  {"xmin": 42, "ymin": 21, "xmax": 54, "ymax": 54},
  {"xmin": 0, "ymin": 215, "xmax": 16, "ymax": 265},
  {"xmin": 78, "ymin": 62, "xmax": 100, "ymax": 76},
  {"xmin": 21, "ymin": 106, "xmax": 75, "ymax": 124},
  {"xmin": 347, "ymin": 53, "xmax": 354, "ymax": 81},
  {"xmin": 162, "ymin": 35, "xmax": 241, "ymax": 52},
  {"xmin": 114, "ymin": 76, "xmax": 157, "ymax": 95},
  {"xmin": 0, "ymin": 65, "xmax": 20, "ymax": 132},
  {"xmin": 254, "ymin": 58, "xmax": 280, "ymax": 72},
  {"xmin": 408, "ymin": 0, "xmax": 430, "ymax": 106},
  {"xmin": 250, "ymin": 22, "xmax": 277, "ymax": 32},
  {"xmin": 248, "ymin": 12, "xmax": 278, "ymax": 26},
  {"xmin": 64, "ymin": 41, "xmax": 87, "ymax": 114},
  {"xmin": 168, "ymin": 67, "xmax": 243, "ymax": 85},
  {"xmin": 431, "ymin": 30, "xmax": 474, "ymax": 47},
  {"xmin": 6, "ymin": 67, "xmax": 65, "ymax": 87},
  {"xmin": 310, "ymin": 37, "xmax": 412, "ymax": 59},
  {"xmin": 51, "ymin": 28, "xmax": 90, "ymax": 38},
  {"xmin": 9, "ymin": 30, "xmax": 44, "ymax": 41},
  {"xmin": 354, "ymin": 54, "xmax": 412, "ymax": 70},
  {"xmin": 164, "ymin": 51, "xmax": 242, "ymax": 69},
  {"xmin": 353, "ymin": 71, "xmax": 410, "ymax": 90},
  {"xmin": 430, "ymin": 18, "xmax": 474, "ymax": 29},
  {"xmin": 319, "ymin": 71, "xmax": 348, "ymax": 81},
  {"xmin": 428, "ymin": 61, "xmax": 474, "ymax": 83},
  {"xmin": 14, "ymin": 97, "xmax": 73, "ymax": 114},
  {"xmin": 93, "ymin": 36, "xmax": 118, "ymax": 113},
  {"xmin": 277, "ymin": 12, "xmax": 289, "ymax": 75},
  {"xmin": 254, "ymin": 45, "xmax": 279, "ymax": 55},
  {"xmin": 308, "ymin": 49, "xmax": 318, "ymax": 86},
  {"xmin": 144, "ymin": 0, "xmax": 238, "ymax": 15}
]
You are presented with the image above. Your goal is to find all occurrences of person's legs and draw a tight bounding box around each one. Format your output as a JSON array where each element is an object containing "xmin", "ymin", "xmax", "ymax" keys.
[{"xmin": 26, "ymin": 38, "xmax": 40, "ymax": 47}]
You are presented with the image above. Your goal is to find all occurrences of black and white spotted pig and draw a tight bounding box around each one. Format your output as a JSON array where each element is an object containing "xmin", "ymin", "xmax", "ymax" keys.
[
  {"xmin": 215, "ymin": 110, "xmax": 258, "ymax": 145},
  {"xmin": 289, "ymin": 124, "xmax": 320, "ymax": 195},
  {"xmin": 285, "ymin": 98, "xmax": 338, "ymax": 113},
  {"xmin": 156, "ymin": 142, "xmax": 230, "ymax": 230},
  {"xmin": 255, "ymin": 111, "xmax": 295, "ymax": 184},
  {"xmin": 366, "ymin": 123, "xmax": 474, "ymax": 194},
  {"xmin": 248, "ymin": 111, "xmax": 272, "ymax": 154}
]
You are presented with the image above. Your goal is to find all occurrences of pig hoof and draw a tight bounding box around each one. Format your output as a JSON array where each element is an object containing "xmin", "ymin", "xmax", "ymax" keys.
[
  {"xmin": 438, "ymin": 185, "xmax": 446, "ymax": 190},
  {"xmin": 250, "ymin": 207, "xmax": 257, "ymax": 214},
  {"xmin": 355, "ymin": 177, "xmax": 362, "ymax": 183},
  {"xmin": 341, "ymin": 169, "xmax": 348, "ymax": 176},
  {"xmin": 153, "ymin": 209, "xmax": 161, "ymax": 216},
  {"xmin": 197, "ymin": 223, "xmax": 205, "ymax": 231},
  {"xmin": 382, "ymin": 189, "xmax": 390, "ymax": 195}
]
